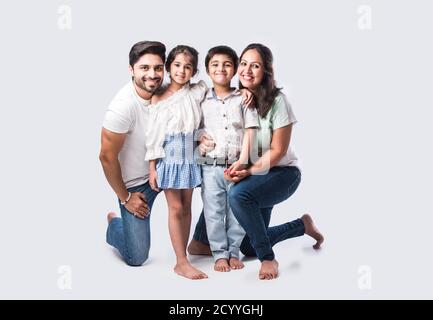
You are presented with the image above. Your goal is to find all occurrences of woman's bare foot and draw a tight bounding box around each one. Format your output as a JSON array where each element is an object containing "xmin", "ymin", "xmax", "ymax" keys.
[
  {"xmin": 229, "ymin": 257, "xmax": 244, "ymax": 270},
  {"xmin": 174, "ymin": 260, "xmax": 208, "ymax": 280},
  {"xmin": 259, "ymin": 260, "xmax": 279, "ymax": 280},
  {"xmin": 302, "ymin": 213, "xmax": 324, "ymax": 250},
  {"xmin": 187, "ymin": 239, "xmax": 212, "ymax": 255},
  {"xmin": 214, "ymin": 258, "xmax": 230, "ymax": 272},
  {"xmin": 107, "ymin": 212, "xmax": 117, "ymax": 223}
]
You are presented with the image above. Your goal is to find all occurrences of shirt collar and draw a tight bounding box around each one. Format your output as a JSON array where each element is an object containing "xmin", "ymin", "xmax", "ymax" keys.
[{"xmin": 205, "ymin": 87, "xmax": 241, "ymax": 101}]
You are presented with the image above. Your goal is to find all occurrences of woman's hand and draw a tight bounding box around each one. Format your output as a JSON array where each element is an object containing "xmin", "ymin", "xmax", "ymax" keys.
[
  {"xmin": 224, "ymin": 165, "xmax": 251, "ymax": 183},
  {"xmin": 228, "ymin": 160, "xmax": 247, "ymax": 173},
  {"xmin": 149, "ymin": 169, "xmax": 160, "ymax": 192},
  {"xmin": 239, "ymin": 89, "xmax": 254, "ymax": 107}
]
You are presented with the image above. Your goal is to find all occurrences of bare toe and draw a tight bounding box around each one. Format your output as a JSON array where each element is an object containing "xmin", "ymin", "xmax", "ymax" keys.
[{"xmin": 214, "ymin": 259, "xmax": 230, "ymax": 272}]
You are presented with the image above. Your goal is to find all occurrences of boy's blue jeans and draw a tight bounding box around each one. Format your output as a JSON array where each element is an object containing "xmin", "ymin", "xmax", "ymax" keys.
[
  {"xmin": 106, "ymin": 182, "xmax": 160, "ymax": 266},
  {"xmin": 201, "ymin": 165, "xmax": 246, "ymax": 261},
  {"xmin": 193, "ymin": 166, "xmax": 305, "ymax": 262}
]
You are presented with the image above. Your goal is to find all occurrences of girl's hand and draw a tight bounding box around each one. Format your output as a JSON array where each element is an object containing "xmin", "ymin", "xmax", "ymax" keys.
[
  {"xmin": 149, "ymin": 170, "xmax": 160, "ymax": 192},
  {"xmin": 239, "ymin": 89, "xmax": 254, "ymax": 107},
  {"xmin": 198, "ymin": 133, "xmax": 216, "ymax": 155}
]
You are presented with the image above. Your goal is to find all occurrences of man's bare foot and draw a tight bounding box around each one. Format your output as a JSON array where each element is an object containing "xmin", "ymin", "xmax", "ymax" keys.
[
  {"xmin": 174, "ymin": 261, "xmax": 208, "ymax": 280},
  {"xmin": 187, "ymin": 239, "xmax": 212, "ymax": 256},
  {"xmin": 229, "ymin": 257, "xmax": 244, "ymax": 270},
  {"xmin": 259, "ymin": 260, "xmax": 279, "ymax": 280},
  {"xmin": 214, "ymin": 258, "xmax": 230, "ymax": 272},
  {"xmin": 107, "ymin": 212, "xmax": 117, "ymax": 224},
  {"xmin": 302, "ymin": 213, "xmax": 324, "ymax": 250}
]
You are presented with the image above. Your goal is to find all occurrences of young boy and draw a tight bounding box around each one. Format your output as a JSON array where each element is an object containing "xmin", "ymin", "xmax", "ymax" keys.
[{"xmin": 199, "ymin": 46, "xmax": 259, "ymax": 272}]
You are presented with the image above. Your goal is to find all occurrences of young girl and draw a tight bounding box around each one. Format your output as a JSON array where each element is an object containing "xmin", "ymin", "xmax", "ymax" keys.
[{"xmin": 145, "ymin": 45, "xmax": 208, "ymax": 280}]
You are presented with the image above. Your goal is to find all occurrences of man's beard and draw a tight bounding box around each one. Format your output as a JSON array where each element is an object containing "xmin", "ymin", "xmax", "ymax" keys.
[{"xmin": 134, "ymin": 76, "xmax": 161, "ymax": 93}]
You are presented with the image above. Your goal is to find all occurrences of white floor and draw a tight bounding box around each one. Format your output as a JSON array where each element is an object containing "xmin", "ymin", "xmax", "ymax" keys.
[{"xmin": 3, "ymin": 187, "xmax": 432, "ymax": 300}]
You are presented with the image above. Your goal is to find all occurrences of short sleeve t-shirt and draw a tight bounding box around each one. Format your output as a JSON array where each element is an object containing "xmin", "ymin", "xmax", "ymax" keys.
[
  {"xmin": 255, "ymin": 92, "xmax": 299, "ymax": 167},
  {"xmin": 103, "ymin": 81, "xmax": 151, "ymax": 188}
]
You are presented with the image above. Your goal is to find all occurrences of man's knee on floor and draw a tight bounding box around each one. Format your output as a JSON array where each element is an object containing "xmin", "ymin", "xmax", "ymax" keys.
[{"xmin": 125, "ymin": 250, "xmax": 149, "ymax": 266}]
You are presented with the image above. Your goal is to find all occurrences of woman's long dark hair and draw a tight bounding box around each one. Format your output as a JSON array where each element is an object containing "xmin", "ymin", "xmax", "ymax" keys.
[{"xmin": 239, "ymin": 43, "xmax": 281, "ymax": 118}]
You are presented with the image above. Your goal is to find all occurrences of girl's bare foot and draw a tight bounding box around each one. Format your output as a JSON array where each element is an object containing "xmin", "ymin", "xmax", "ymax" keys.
[
  {"xmin": 187, "ymin": 239, "xmax": 212, "ymax": 255},
  {"xmin": 229, "ymin": 257, "xmax": 244, "ymax": 270},
  {"xmin": 107, "ymin": 212, "xmax": 117, "ymax": 223},
  {"xmin": 174, "ymin": 261, "xmax": 208, "ymax": 280},
  {"xmin": 259, "ymin": 260, "xmax": 279, "ymax": 280},
  {"xmin": 214, "ymin": 258, "xmax": 230, "ymax": 272},
  {"xmin": 301, "ymin": 213, "xmax": 324, "ymax": 249}
]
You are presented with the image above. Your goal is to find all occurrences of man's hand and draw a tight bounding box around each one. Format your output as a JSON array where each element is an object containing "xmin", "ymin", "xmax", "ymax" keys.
[
  {"xmin": 124, "ymin": 192, "xmax": 150, "ymax": 219},
  {"xmin": 198, "ymin": 133, "xmax": 216, "ymax": 155}
]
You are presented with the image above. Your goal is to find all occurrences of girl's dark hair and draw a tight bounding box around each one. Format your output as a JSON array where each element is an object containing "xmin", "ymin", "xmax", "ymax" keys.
[
  {"xmin": 239, "ymin": 43, "xmax": 281, "ymax": 118},
  {"xmin": 165, "ymin": 45, "xmax": 199, "ymax": 76},
  {"xmin": 205, "ymin": 45, "xmax": 239, "ymax": 72}
]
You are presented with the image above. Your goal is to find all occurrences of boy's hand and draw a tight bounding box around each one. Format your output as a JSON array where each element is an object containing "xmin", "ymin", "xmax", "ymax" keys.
[
  {"xmin": 224, "ymin": 168, "xmax": 235, "ymax": 182},
  {"xmin": 239, "ymin": 89, "xmax": 254, "ymax": 107}
]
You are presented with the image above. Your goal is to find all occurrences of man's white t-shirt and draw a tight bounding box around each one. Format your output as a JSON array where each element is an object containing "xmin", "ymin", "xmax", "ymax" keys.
[{"xmin": 103, "ymin": 81, "xmax": 150, "ymax": 188}]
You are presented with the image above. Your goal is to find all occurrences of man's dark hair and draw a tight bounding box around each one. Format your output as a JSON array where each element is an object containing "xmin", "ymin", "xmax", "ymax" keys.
[{"xmin": 129, "ymin": 41, "xmax": 166, "ymax": 67}]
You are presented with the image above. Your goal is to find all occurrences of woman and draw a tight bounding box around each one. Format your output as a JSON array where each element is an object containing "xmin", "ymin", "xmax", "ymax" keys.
[{"xmin": 189, "ymin": 43, "xmax": 324, "ymax": 280}]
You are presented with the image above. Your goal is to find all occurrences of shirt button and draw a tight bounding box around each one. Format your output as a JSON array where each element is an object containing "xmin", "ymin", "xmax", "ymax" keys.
[
  {"xmin": 223, "ymin": 114, "xmax": 226, "ymax": 117},
  {"xmin": 225, "ymin": 127, "xmax": 228, "ymax": 130}
]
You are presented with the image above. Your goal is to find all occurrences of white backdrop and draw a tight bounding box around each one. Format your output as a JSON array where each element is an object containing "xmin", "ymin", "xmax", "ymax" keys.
[{"xmin": 0, "ymin": 0, "xmax": 432, "ymax": 299}]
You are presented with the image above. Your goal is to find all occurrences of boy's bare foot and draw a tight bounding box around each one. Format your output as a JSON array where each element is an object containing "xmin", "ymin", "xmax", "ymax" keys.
[
  {"xmin": 174, "ymin": 261, "xmax": 208, "ymax": 280},
  {"xmin": 229, "ymin": 257, "xmax": 244, "ymax": 270},
  {"xmin": 187, "ymin": 239, "xmax": 212, "ymax": 255},
  {"xmin": 107, "ymin": 212, "xmax": 117, "ymax": 223},
  {"xmin": 214, "ymin": 258, "xmax": 230, "ymax": 272},
  {"xmin": 259, "ymin": 260, "xmax": 279, "ymax": 280},
  {"xmin": 301, "ymin": 213, "xmax": 324, "ymax": 250}
]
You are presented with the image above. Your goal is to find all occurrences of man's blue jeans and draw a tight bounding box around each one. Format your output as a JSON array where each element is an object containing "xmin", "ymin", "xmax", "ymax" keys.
[
  {"xmin": 106, "ymin": 182, "xmax": 159, "ymax": 266},
  {"xmin": 192, "ymin": 166, "xmax": 304, "ymax": 262}
]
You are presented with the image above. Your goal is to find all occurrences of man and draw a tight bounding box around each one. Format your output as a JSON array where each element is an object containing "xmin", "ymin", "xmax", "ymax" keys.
[{"xmin": 99, "ymin": 41, "xmax": 165, "ymax": 266}]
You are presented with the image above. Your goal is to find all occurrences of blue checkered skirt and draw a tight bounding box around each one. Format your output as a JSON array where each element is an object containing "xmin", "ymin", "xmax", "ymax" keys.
[{"xmin": 156, "ymin": 131, "xmax": 202, "ymax": 189}]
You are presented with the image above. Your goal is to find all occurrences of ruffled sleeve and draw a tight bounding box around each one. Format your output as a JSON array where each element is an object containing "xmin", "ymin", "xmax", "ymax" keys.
[
  {"xmin": 145, "ymin": 104, "xmax": 171, "ymax": 160},
  {"xmin": 190, "ymin": 80, "xmax": 208, "ymax": 103}
]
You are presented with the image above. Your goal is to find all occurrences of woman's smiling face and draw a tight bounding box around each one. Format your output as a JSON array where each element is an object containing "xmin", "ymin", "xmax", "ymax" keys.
[{"xmin": 238, "ymin": 49, "xmax": 264, "ymax": 90}]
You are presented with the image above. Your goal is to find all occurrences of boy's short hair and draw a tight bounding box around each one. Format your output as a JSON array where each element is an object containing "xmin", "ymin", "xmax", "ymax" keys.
[
  {"xmin": 205, "ymin": 45, "xmax": 239, "ymax": 72},
  {"xmin": 129, "ymin": 41, "xmax": 166, "ymax": 67}
]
